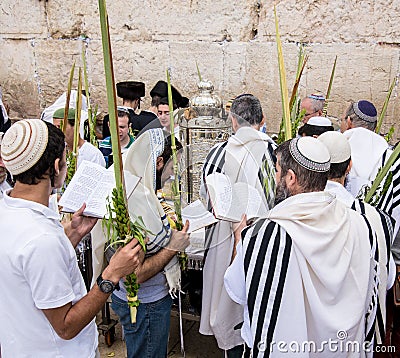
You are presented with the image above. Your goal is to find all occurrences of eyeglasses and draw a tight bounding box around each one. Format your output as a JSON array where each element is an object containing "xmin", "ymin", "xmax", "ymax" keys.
[{"xmin": 304, "ymin": 110, "xmax": 318, "ymax": 117}]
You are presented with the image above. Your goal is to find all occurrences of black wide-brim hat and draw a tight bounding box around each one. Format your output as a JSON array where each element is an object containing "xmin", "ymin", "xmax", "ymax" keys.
[
  {"xmin": 150, "ymin": 80, "xmax": 189, "ymax": 108},
  {"xmin": 116, "ymin": 81, "xmax": 145, "ymax": 100}
]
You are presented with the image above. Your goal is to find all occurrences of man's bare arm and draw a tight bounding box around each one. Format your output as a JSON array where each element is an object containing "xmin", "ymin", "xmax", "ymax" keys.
[
  {"xmin": 62, "ymin": 203, "xmax": 97, "ymax": 248},
  {"xmin": 135, "ymin": 221, "xmax": 190, "ymax": 284},
  {"xmin": 42, "ymin": 239, "xmax": 141, "ymax": 340}
]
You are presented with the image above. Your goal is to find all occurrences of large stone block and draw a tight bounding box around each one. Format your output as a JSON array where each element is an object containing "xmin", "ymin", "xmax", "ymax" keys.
[
  {"xmin": 102, "ymin": 0, "xmax": 255, "ymax": 42},
  {"xmin": 0, "ymin": 1, "xmax": 46, "ymax": 37},
  {"xmin": 0, "ymin": 39, "xmax": 40, "ymax": 118}
]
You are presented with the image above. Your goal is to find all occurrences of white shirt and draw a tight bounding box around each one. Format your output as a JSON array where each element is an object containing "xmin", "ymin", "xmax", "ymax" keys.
[
  {"xmin": 325, "ymin": 180, "xmax": 354, "ymax": 207},
  {"xmin": 0, "ymin": 191, "xmax": 98, "ymax": 357},
  {"xmin": 0, "ymin": 180, "xmax": 11, "ymax": 200},
  {"xmin": 78, "ymin": 141, "xmax": 106, "ymax": 168}
]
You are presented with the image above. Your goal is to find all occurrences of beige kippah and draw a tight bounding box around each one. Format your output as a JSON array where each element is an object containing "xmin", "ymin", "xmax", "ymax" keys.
[
  {"xmin": 318, "ymin": 131, "xmax": 351, "ymax": 164},
  {"xmin": 1, "ymin": 119, "xmax": 48, "ymax": 175}
]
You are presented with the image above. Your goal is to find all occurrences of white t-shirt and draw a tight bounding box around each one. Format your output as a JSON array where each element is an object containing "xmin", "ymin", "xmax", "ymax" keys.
[
  {"xmin": 0, "ymin": 180, "xmax": 11, "ymax": 200},
  {"xmin": 78, "ymin": 141, "xmax": 106, "ymax": 168},
  {"xmin": 0, "ymin": 191, "xmax": 98, "ymax": 357}
]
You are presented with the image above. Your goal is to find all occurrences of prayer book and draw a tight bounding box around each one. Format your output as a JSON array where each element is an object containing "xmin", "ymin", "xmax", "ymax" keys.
[
  {"xmin": 181, "ymin": 199, "xmax": 218, "ymax": 233},
  {"xmin": 59, "ymin": 160, "xmax": 141, "ymax": 218},
  {"xmin": 205, "ymin": 172, "xmax": 268, "ymax": 222}
]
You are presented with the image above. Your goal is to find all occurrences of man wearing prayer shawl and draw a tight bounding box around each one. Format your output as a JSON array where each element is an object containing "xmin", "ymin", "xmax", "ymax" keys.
[
  {"xmin": 319, "ymin": 131, "xmax": 395, "ymax": 347},
  {"xmin": 340, "ymin": 100, "xmax": 400, "ymax": 237},
  {"xmin": 225, "ymin": 137, "xmax": 381, "ymax": 357},
  {"xmin": 199, "ymin": 94, "xmax": 277, "ymax": 356},
  {"xmin": 91, "ymin": 128, "xmax": 189, "ymax": 358}
]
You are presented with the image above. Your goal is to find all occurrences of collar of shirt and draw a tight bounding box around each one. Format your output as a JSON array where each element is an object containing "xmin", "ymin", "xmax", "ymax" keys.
[{"xmin": 2, "ymin": 189, "xmax": 62, "ymax": 222}]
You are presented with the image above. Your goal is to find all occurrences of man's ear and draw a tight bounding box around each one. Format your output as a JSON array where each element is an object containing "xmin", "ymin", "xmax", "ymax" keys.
[
  {"xmin": 54, "ymin": 158, "xmax": 60, "ymax": 176},
  {"xmin": 156, "ymin": 156, "xmax": 164, "ymax": 171},
  {"xmin": 286, "ymin": 169, "xmax": 297, "ymax": 190},
  {"xmin": 230, "ymin": 114, "xmax": 238, "ymax": 133},
  {"xmin": 346, "ymin": 159, "xmax": 352, "ymax": 175},
  {"xmin": 346, "ymin": 116, "xmax": 353, "ymax": 130}
]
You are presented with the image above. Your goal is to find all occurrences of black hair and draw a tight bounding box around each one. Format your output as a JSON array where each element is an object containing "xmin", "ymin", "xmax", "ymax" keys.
[
  {"xmin": 158, "ymin": 97, "xmax": 177, "ymax": 110},
  {"xmin": 328, "ymin": 159, "xmax": 351, "ymax": 180},
  {"xmin": 14, "ymin": 122, "xmax": 65, "ymax": 186},
  {"xmin": 298, "ymin": 124, "xmax": 334, "ymax": 137},
  {"xmin": 230, "ymin": 94, "xmax": 263, "ymax": 126}
]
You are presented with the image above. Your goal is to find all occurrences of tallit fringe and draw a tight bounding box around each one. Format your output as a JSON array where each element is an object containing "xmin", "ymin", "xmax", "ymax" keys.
[{"xmin": 164, "ymin": 256, "xmax": 181, "ymax": 299}]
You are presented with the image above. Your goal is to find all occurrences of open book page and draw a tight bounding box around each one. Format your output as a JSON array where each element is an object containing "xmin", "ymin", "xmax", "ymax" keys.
[
  {"xmin": 59, "ymin": 160, "xmax": 140, "ymax": 218},
  {"xmin": 232, "ymin": 182, "xmax": 268, "ymax": 220},
  {"xmin": 205, "ymin": 173, "xmax": 234, "ymax": 221},
  {"xmin": 181, "ymin": 199, "xmax": 218, "ymax": 233},
  {"xmin": 205, "ymin": 172, "xmax": 268, "ymax": 222}
]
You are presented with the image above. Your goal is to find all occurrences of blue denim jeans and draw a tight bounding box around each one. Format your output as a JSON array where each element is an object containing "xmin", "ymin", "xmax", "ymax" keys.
[{"xmin": 111, "ymin": 293, "xmax": 172, "ymax": 358}]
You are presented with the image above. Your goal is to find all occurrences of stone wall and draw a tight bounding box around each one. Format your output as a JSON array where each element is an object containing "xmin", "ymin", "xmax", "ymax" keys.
[{"xmin": 1, "ymin": 0, "xmax": 399, "ymax": 139}]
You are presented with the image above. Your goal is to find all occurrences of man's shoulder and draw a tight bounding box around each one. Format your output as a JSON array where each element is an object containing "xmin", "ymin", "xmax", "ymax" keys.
[{"xmin": 137, "ymin": 110, "xmax": 158, "ymax": 120}]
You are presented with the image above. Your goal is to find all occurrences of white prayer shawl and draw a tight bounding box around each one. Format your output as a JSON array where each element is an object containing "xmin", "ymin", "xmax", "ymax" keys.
[
  {"xmin": 91, "ymin": 129, "xmax": 181, "ymax": 295},
  {"xmin": 243, "ymin": 192, "xmax": 377, "ymax": 357},
  {"xmin": 326, "ymin": 181, "xmax": 395, "ymax": 343},
  {"xmin": 199, "ymin": 126, "xmax": 276, "ymax": 350},
  {"xmin": 343, "ymin": 127, "xmax": 390, "ymax": 197}
]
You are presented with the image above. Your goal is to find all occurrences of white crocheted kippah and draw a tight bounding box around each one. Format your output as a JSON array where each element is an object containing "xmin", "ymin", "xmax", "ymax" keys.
[
  {"xmin": 1, "ymin": 119, "xmax": 48, "ymax": 175},
  {"xmin": 289, "ymin": 137, "xmax": 330, "ymax": 172},
  {"xmin": 318, "ymin": 131, "xmax": 351, "ymax": 164}
]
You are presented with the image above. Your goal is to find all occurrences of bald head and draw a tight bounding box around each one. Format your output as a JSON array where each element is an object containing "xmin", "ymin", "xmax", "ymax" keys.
[{"xmin": 300, "ymin": 97, "xmax": 325, "ymax": 124}]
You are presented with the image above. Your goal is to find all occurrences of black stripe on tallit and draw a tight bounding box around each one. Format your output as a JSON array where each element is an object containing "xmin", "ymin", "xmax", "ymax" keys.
[
  {"xmin": 253, "ymin": 229, "xmax": 292, "ymax": 358},
  {"xmin": 204, "ymin": 141, "xmax": 228, "ymax": 178},
  {"xmin": 359, "ymin": 214, "xmax": 380, "ymax": 342},
  {"xmin": 376, "ymin": 301, "xmax": 385, "ymax": 343},
  {"xmin": 258, "ymin": 153, "xmax": 267, "ymax": 189},
  {"xmin": 247, "ymin": 221, "xmax": 278, "ymax": 320},
  {"xmin": 203, "ymin": 222, "xmax": 218, "ymax": 262},
  {"xmin": 268, "ymin": 142, "xmax": 277, "ymax": 166},
  {"xmin": 244, "ymin": 219, "xmax": 266, "ymax": 276},
  {"xmin": 377, "ymin": 209, "xmax": 393, "ymax": 269}
]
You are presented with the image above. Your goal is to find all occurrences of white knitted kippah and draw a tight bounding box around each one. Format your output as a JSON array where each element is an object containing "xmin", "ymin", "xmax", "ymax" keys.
[
  {"xmin": 1, "ymin": 119, "xmax": 48, "ymax": 175},
  {"xmin": 289, "ymin": 137, "xmax": 330, "ymax": 172},
  {"xmin": 307, "ymin": 116, "xmax": 332, "ymax": 127},
  {"xmin": 318, "ymin": 131, "xmax": 351, "ymax": 164}
]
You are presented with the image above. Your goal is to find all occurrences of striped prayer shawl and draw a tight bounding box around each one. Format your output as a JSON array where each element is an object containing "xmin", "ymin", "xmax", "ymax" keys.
[
  {"xmin": 352, "ymin": 199, "xmax": 394, "ymax": 344},
  {"xmin": 376, "ymin": 148, "xmax": 400, "ymax": 234},
  {"xmin": 243, "ymin": 220, "xmax": 292, "ymax": 358},
  {"xmin": 199, "ymin": 128, "xmax": 277, "ymax": 350},
  {"xmin": 242, "ymin": 195, "xmax": 379, "ymax": 358}
]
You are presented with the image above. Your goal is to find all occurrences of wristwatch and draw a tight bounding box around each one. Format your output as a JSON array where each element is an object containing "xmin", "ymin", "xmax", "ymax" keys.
[{"xmin": 96, "ymin": 274, "xmax": 120, "ymax": 294}]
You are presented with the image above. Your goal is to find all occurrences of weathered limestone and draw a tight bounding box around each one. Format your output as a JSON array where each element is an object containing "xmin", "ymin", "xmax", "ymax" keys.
[{"xmin": 0, "ymin": 0, "xmax": 399, "ymax": 139}]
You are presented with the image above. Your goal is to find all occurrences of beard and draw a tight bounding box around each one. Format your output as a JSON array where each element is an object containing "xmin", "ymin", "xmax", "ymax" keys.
[{"xmin": 274, "ymin": 177, "xmax": 292, "ymax": 206}]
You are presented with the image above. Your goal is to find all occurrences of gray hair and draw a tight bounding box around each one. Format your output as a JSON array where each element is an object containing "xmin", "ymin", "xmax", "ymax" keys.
[
  {"xmin": 230, "ymin": 94, "xmax": 263, "ymax": 127},
  {"xmin": 302, "ymin": 97, "xmax": 325, "ymax": 113},
  {"xmin": 345, "ymin": 102, "xmax": 377, "ymax": 131}
]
